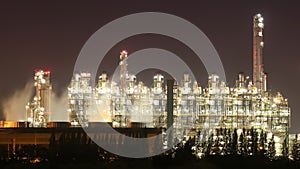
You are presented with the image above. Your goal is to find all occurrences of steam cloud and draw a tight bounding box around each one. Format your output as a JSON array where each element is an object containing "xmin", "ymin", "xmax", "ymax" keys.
[
  {"xmin": 3, "ymin": 81, "xmax": 69, "ymax": 122},
  {"xmin": 50, "ymin": 90, "xmax": 69, "ymax": 122},
  {"xmin": 3, "ymin": 81, "xmax": 34, "ymax": 121}
]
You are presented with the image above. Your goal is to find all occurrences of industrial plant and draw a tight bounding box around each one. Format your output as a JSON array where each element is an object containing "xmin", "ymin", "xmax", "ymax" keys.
[
  {"xmin": 25, "ymin": 70, "xmax": 52, "ymax": 128},
  {"xmin": 65, "ymin": 13, "xmax": 290, "ymax": 157},
  {"xmin": 0, "ymin": 14, "xmax": 299, "ymax": 162}
]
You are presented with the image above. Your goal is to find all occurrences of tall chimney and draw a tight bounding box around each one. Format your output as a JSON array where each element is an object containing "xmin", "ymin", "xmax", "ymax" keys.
[
  {"xmin": 119, "ymin": 50, "xmax": 128, "ymax": 94},
  {"xmin": 166, "ymin": 80, "xmax": 174, "ymax": 148},
  {"xmin": 253, "ymin": 14, "xmax": 264, "ymax": 92}
]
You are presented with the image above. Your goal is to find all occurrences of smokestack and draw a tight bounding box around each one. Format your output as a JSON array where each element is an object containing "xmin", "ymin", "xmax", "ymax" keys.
[
  {"xmin": 253, "ymin": 14, "xmax": 264, "ymax": 92},
  {"xmin": 166, "ymin": 80, "xmax": 174, "ymax": 148},
  {"xmin": 119, "ymin": 50, "xmax": 128, "ymax": 94}
]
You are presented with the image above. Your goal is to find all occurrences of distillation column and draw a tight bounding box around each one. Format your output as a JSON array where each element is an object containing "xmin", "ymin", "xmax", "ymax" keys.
[{"xmin": 26, "ymin": 70, "xmax": 52, "ymax": 127}]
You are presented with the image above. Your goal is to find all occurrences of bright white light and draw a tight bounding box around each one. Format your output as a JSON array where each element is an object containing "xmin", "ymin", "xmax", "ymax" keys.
[
  {"xmin": 267, "ymin": 132, "xmax": 273, "ymax": 139},
  {"xmin": 274, "ymin": 136, "xmax": 281, "ymax": 143},
  {"xmin": 273, "ymin": 97, "xmax": 281, "ymax": 104},
  {"xmin": 237, "ymin": 129, "xmax": 243, "ymax": 136},
  {"xmin": 258, "ymin": 22, "xmax": 264, "ymax": 28},
  {"xmin": 71, "ymin": 121, "xmax": 78, "ymax": 126},
  {"xmin": 258, "ymin": 17, "xmax": 264, "ymax": 22},
  {"xmin": 197, "ymin": 152, "xmax": 203, "ymax": 158},
  {"xmin": 260, "ymin": 42, "xmax": 264, "ymax": 47},
  {"xmin": 41, "ymin": 79, "xmax": 46, "ymax": 84},
  {"xmin": 112, "ymin": 121, "xmax": 119, "ymax": 127}
]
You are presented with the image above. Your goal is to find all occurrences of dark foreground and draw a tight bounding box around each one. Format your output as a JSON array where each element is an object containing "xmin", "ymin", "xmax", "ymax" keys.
[
  {"xmin": 1, "ymin": 141, "xmax": 300, "ymax": 169},
  {"xmin": 1, "ymin": 155, "xmax": 300, "ymax": 169},
  {"xmin": 1, "ymin": 127, "xmax": 300, "ymax": 169}
]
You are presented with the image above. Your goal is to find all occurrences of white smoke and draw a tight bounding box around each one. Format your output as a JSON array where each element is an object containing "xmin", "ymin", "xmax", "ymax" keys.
[
  {"xmin": 50, "ymin": 90, "xmax": 69, "ymax": 122},
  {"xmin": 3, "ymin": 81, "xmax": 34, "ymax": 121},
  {"xmin": 3, "ymin": 80, "xmax": 69, "ymax": 122}
]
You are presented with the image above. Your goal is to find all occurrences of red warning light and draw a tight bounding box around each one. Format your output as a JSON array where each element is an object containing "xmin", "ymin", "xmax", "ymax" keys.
[
  {"xmin": 44, "ymin": 70, "xmax": 51, "ymax": 75},
  {"xmin": 35, "ymin": 69, "xmax": 44, "ymax": 76},
  {"xmin": 120, "ymin": 50, "xmax": 128, "ymax": 55}
]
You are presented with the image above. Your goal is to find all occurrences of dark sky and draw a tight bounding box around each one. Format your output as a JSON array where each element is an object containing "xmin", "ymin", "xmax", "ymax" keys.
[{"xmin": 0, "ymin": 1, "xmax": 300, "ymax": 133}]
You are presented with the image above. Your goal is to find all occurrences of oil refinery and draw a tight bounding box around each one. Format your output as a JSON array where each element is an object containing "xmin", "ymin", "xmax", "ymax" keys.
[
  {"xmin": 0, "ymin": 14, "xmax": 297, "ymax": 160},
  {"xmin": 25, "ymin": 70, "xmax": 52, "ymax": 128}
]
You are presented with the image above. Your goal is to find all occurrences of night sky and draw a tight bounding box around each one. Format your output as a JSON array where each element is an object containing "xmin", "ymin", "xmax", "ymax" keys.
[{"xmin": 0, "ymin": 1, "xmax": 300, "ymax": 133}]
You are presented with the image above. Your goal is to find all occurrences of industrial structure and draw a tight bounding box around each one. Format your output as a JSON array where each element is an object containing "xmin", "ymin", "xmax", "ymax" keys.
[
  {"xmin": 0, "ymin": 14, "xmax": 292, "ymax": 159},
  {"xmin": 253, "ymin": 14, "xmax": 267, "ymax": 92},
  {"xmin": 66, "ymin": 14, "xmax": 291, "ymax": 157},
  {"xmin": 25, "ymin": 69, "xmax": 52, "ymax": 128}
]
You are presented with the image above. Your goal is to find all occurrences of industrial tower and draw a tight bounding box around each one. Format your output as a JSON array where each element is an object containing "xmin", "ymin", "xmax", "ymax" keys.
[
  {"xmin": 253, "ymin": 14, "xmax": 267, "ymax": 92},
  {"xmin": 26, "ymin": 69, "xmax": 52, "ymax": 127},
  {"xmin": 120, "ymin": 50, "xmax": 128, "ymax": 94}
]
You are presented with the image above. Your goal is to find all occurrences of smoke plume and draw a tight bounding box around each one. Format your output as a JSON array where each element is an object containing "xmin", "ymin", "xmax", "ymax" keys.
[
  {"xmin": 3, "ymin": 80, "xmax": 69, "ymax": 122},
  {"xmin": 3, "ymin": 81, "xmax": 34, "ymax": 121},
  {"xmin": 50, "ymin": 90, "xmax": 69, "ymax": 122}
]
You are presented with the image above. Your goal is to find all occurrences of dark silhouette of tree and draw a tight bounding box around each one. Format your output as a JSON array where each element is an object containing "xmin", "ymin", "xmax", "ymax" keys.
[
  {"xmin": 250, "ymin": 127, "xmax": 258, "ymax": 156},
  {"xmin": 230, "ymin": 128, "xmax": 238, "ymax": 155},
  {"xmin": 266, "ymin": 135, "xmax": 276, "ymax": 160},
  {"xmin": 282, "ymin": 137, "xmax": 289, "ymax": 158},
  {"xmin": 258, "ymin": 130, "xmax": 266, "ymax": 156},
  {"xmin": 222, "ymin": 128, "xmax": 230, "ymax": 155},
  {"xmin": 204, "ymin": 134, "xmax": 213, "ymax": 156},
  {"xmin": 238, "ymin": 130, "xmax": 247, "ymax": 156},
  {"xmin": 292, "ymin": 135, "xmax": 300, "ymax": 161}
]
